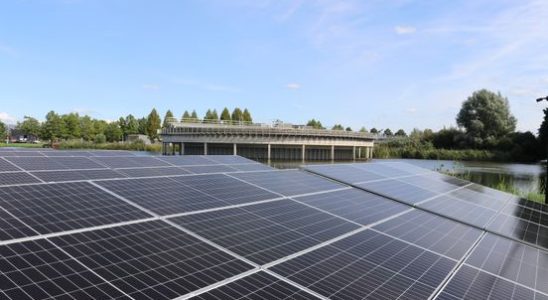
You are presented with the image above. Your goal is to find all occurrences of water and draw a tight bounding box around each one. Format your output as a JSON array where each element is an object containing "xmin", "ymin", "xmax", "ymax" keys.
[{"xmin": 265, "ymin": 159, "xmax": 545, "ymax": 195}]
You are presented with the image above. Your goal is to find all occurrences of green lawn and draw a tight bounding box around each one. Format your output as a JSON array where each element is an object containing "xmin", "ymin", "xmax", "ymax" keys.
[{"xmin": 0, "ymin": 143, "xmax": 45, "ymax": 148}]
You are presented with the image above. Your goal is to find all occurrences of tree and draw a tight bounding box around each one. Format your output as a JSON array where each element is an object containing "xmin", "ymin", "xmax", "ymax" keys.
[
  {"xmin": 93, "ymin": 119, "xmax": 108, "ymax": 137},
  {"xmin": 204, "ymin": 109, "xmax": 214, "ymax": 120},
  {"xmin": 538, "ymin": 108, "xmax": 548, "ymax": 149},
  {"xmin": 432, "ymin": 127, "xmax": 462, "ymax": 149},
  {"xmin": 211, "ymin": 109, "xmax": 219, "ymax": 121},
  {"xmin": 42, "ymin": 111, "xmax": 65, "ymax": 142},
  {"xmin": 232, "ymin": 108, "xmax": 243, "ymax": 122},
  {"xmin": 306, "ymin": 119, "xmax": 324, "ymax": 129},
  {"xmin": 345, "ymin": 127, "xmax": 352, "ymax": 131},
  {"xmin": 242, "ymin": 109, "xmax": 252, "ymax": 122},
  {"xmin": 62, "ymin": 113, "xmax": 81, "ymax": 139},
  {"xmin": 146, "ymin": 108, "xmax": 161, "ymax": 142},
  {"xmin": 456, "ymin": 89, "xmax": 516, "ymax": 147},
  {"xmin": 104, "ymin": 122, "xmax": 123, "ymax": 142},
  {"xmin": 181, "ymin": 111, "xmax": 190, "ymax": 122},
  {"xmin": 383, "ymin": 128, "xmax": 393, "ymax": 136},
  {"xmin": 125, "ymin": 114, "xmax": 139, "ymax": 135},
  {"xmin": 370, "ymin": 128, "xmax": 378, "ymax": 134},
  {"xmin": 79, "ymin": 116, "xmax": 95, "ymax": 141},
  {"xmin": 395, "ymin": 129, "xmax": 407, "ymax": 137},
  {"xmin": 0, "ymin": 120, "xmax": 6, "ymax": 141},
  {"xmin": 190, "ymin": 110, "xmax": 198, "ymax": 121},
  {"xmin": 137, "ymin": 117, "xmax": 147, "ymax": 135},
  {"xmin": 332, "ymin": 124, "xmax": 344, "ymax": 130},
  {"xmin": 220, "ymin": 108, "xmax": 231, "ymax": 122},
  {"xmin": 17, "ymin": 116, "xmax": 41, "ymax": 139},
  {"xmin": 359, "ymin": 127, "xmax": 368, "ymax": 133},
  {"xmin": 162, "ymin": 110, "xmax": 174, "ymax": 128}
]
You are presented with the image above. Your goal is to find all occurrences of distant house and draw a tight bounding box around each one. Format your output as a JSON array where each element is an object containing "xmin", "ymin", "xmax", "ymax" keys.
[
  {"xmin": 127, "ymin": 134, "xmax": 151, "ymax": 144},
  {"xmin": 9, "ymin": 128, "xmax": 39, "ymax": 143}
]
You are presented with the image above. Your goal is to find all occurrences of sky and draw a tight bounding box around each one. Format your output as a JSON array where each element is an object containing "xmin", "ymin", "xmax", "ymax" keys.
[{"xmin": 1, "ymin": 0, "xmax": 547, "ymax": 133}]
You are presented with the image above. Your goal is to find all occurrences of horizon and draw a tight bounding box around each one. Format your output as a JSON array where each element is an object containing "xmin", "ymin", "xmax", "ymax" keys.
[{"xmin": 1, "ymin": 0, "xmax": 547, "ymax": 133}]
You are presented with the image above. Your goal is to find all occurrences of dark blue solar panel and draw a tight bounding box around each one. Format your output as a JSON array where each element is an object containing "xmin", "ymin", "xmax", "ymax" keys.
[
  {"xmin": 0, "ymin": 158, "xmax": 21, "ymax": 172},
  {"xmin": 31, "ymin": 169, "xmax": 125, "ymax": 182},
  {"xmin": 355, "ymin": 179, "xmax": 438, "ymax": 204},
  {"xmin": 92, "ymin": 156, "xmax": 170, "ymax": 168},
  {"xmin": 116, "ymin": 166, "xmax": 191, "ymax": 178},
  {"xmin": 0, "ymin": 172, "xmax": 42, "ymax": 186}
]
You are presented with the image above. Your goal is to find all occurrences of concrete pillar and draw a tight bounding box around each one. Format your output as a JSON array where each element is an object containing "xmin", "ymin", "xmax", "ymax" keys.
[
  {"xmin": 330, "ymin": 145, "xmax": 335, "ymax": 161},
  {"xmin": 267, "ymin": 144, "xmax": 271, "ymax": 161},
  {"xmin": 161, "ymin": 143, "xmax": 165, "ymax": 155},
  {"xmin": 370, "ymin": 146, "xmax": 374, "ymax": 159},
  {"xmin": 171, "ymin": 143, "xmax": 175, "ymax": 155},
  {"xmin": 358, "ymin": 147, "xmax": 362, "ymax": 159},
  {"xmin": 179, "ymin": 143, "xmax": 183, "ymax": 155},
  {"xmin": 233, "ymin": 143, "xmax": 237, "ymax": 156},
  {"xmin": 204, "ymin": 143, "xmax": 208, "ymax": 155},
  {"xmin": 365, "ymin": 147, "xmax": 370, "ymax": 159},
  {"xmin": 352, "ymin": 146, "xmax": 356, "ymax": 161},
  {"xmin": 301, "ymin": 145, "xmax": 306, "ymax": 162}
]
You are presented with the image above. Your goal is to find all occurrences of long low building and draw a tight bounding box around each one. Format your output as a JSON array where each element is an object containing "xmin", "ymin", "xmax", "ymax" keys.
[{"xmin": 160, "ymin": 120, "xmax": 378, "ymax": 161}]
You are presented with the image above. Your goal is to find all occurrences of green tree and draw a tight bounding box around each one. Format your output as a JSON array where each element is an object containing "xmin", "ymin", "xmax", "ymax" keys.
[
  {"xmin": 306, "ymin": 119, "xmax": 324, "ymax": 129},
  {"xmin": 204, "ymin": 109, "xmax": 213, "ymax": 120},
  {"xmin": 162, "ymin": 110, "xmax": 174, "ymax": 128},
  {"xmin": 125, "ymin": 114, "xmax": 139, "ymax": 135},
  {"xmin": 383, "ymin": 128, "xmax": 393, "ymax": 136},
  {"xmin": 456, "ymin": 89, "xmax": 516, "ymax": 147},
  {"xmin": 345, "ymin": 127, "xmax": 352, "ymax": 131},
  {"xmin": 79, "ymin": 116, "xmax": 95, "ymax": 141},
  {"xmin": 0, "ymin": 120, "xmax": 6, "ymax": 141},
  {"xmin": 220, "ymin": 108, "xmax": 231, "ymax": 122},
  {"xmin": 62, "ymin": 113, "xmax": 81, "ymax": 139},
  {"xmin": 211, "ymin": 109, "xmax": 219, "ymax": 121},
  {"xmin": 332, "ymin": 124, "xmax": 344, "ymax": 130},
  {"xmin": 16, "ymin": 116, "xmax": 41, "ymax": 139},
  {"xmin": 359, "ymin": 127, "xmax": 368, "ymax": 133},
  {"xmin": 94, "ymin": 133, "xmax": 106, "ymax": 144},
  {"xmin": 118, "ymin": 116, "xmax": 127, "ymax": 139},
  {"xmin": 93, "ymin": 119, "xmax": 107, "ymax": 137},
  {"xmin": 538, "ymin": 108, "xmax": 548, "ymax": 149},
  {"xmin": 395, "ymin": 129, "xmax": 407, "ymax": 137},
  {"xmin": 181, "ymin": 111, "xmax": 190, "ymax": 122},
  {"xmin": 242, "ymin": 109, "xmax": 252, "ymax": 122},
  {"xmin": 104, "ymin": 122, "xmax": 123, "ymax": 142},
  {"xmin": 232, "ymin": 108, "xmax": 243, "ymax": 122},
  {"xmin": 370, "ymin": 128, "xmax": 378, "ymax": 134},
  {"xmin": 190, "ymin": 110, "xmax": 198, "ymax": 121},
  {"xmin": 137, "ymin": 117, "xmax": 147, "ymax": 134},
  {"xmin": 42, "ymin": 111, "xmax": 65, "ymax": 142},
  {"xmin": 146, "ymin": 108, "xmax": 161, "ymax": 142}
]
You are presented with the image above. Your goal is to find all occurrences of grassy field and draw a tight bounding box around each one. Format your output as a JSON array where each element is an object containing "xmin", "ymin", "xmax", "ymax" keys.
[
  {"xmin": 0, "ymin": 143, "xmax": 45, "ymax": 148},
  {"xmin": 58, "ymin": 140, "xmax": 161, "ymax": 153}
]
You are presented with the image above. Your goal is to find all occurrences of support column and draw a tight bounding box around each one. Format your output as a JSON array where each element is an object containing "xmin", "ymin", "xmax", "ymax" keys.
[
  {"xmin": 233, "ymin": 144, "xmax": 237, "ymax": 156},
  {"xmin": 365, "ymin": 147, "xmax": 370, "ymax": 160},
  {"xmin": 161, "ymin": 143, "xmax": 165, "ymax": 155},
  {"xmin": 370, "ymin": 146, "xmax": 374, "ymax": 159},
  {"xmin": 352, "ymin": 146, "xmax": 356, "ymax": 161},
  {"xmin": 171, "ymin": 143, "xmax": 175, "ymax": 155},
  {"xmin": 267, "ymin": 144, "xmax": 271, "ymax": 161},
  {"xmin": 204, "ymin": 143, "xmax": 208, "ymax": 155},
  {"xmin": 330, "ymin": 145, "xmax": 335, "ymax": 161},
  {"xmin": 358, "ymin": 147, "xmax": 362, "ymax": 159},
  {"xmin": 179, "ymin": 142, "xmax": 183, "ymax": 155},
  {"xmin": 302, "ymin": 145, "xmax": 306, "ymax": 162}
]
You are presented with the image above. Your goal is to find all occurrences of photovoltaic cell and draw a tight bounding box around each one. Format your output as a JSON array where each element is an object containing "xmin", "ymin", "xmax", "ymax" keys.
[
  {"xmin": 0, "ymin": 158, "xmax": 21, "ymax": 172},
  {"xmin": 227, "ymin": 163, "xmax": 273, "ymax": 172},
  {"xmin": 304, "ymin": 164, "xmax": 386, "ymax": 184},
  {"xmin": 91, "ymin": 156, "xmax": 170, "ymax": 168},
  {"xmin": 171, "ymin": 174, "xmax": 279, "ymax": 205},
  {"xmin": 294, "ymin": 188, "xmax": 409, "ymax": 225},
  {"xmin": 418, "ymin": 194, "xmax": 499, "ymax": 228},
  {"xmin": 0, "ymin": 209, "xmax": 37, "ymax": 241},
  {"xmin": 170, "ymin": 199, "xmax": 360, "ymax": 264},
  {"xmin": 398, "ymin": 175, "xmax": 462, "ymax": 194},
  {"xmin": 50, "ymin": 221, "xmax": 254, "ymax": 299},
  {"xmin": 5, "ymin": 156, "xmax": 104, "ymax": 171},
  {"xmin": 157, "ymin": 155, "xmax": 218, "ymax": 166},
  {"xmin": 41, "ymin": 151, "xmax": 93, "ymax": 157},
  {"xmin": 190, "ymin": 271, "xmax": 319, "ymax": 300},
  {"xmin": 270, "ymin": 230, "xmax": 456, "ymax": 300},
  {"xmin": 487, "ymin": 205, "xmax": 548, "ymax": 249},
  {"xmin": 204, "ymin": 155, "xmax": 256, "ymax": 164},
  {"xmin": 465, "ymin": 233, "xmax": 548, "ymax": 294},
  {"xmin": 355, "ymin": 179, "xmax": 438, "ymax": 204},
  {"xmin": 0, "ymin": 172, "xmax": 42, "ymax": 186},
  {"xmin": 0, "ymin": 151, "xmax": 45, "ymax": 157},
  {"xmin": 183, "ymin": 164, "xmax": 238, "ymax": 174},
  {"xmin": 353, "ymin": 162, "xmax": 414, "ymax": 177},
  {"xmin": 231, "ymin": 170, "xmax": 345, "ymax": 196},
  {"xmin": 373, "ymin": 210, "xmax": 483, "ymax": 260},
  {"xmin": 0, "ymin": 182, "xmax": 152, "ymax": 234},
  {"xmin": 89, "ymin": 150, "xmax": 136, "ymax": 156},
  {"xmin": 30, "ymin": 169, "xmax": 125, "ymax": 182},
  {"xmin": 436, "ymin": 265, "xmax": 547, "ymax": 300},
  {"xmin": 96, "ymin": 177, "xmax": 226, "ymax": 215},
  {"xmin": 0, "ymin": 239, "xmax": 129, "ymax": 300},
  {"xmin": 116, "ymin": 166, "xmax": 191, "ymax": 178},
  {"xmin": 448, "ymin": 184, "xmax": 510, "ymax": 211}
]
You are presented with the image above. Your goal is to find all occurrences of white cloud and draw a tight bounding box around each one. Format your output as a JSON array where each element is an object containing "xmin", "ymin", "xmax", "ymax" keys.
[
  {"xmin": 394, "ymin": 26, "xmax": 416, "ymax": 35},
  {"xmin": 286, "ymin": 83, "xmax": 301, "ymax": 90},
  {"xmin": 142, "ymin": 84, "xmax": 160, "ymax": 90},
  {"xmin": 0, "ymin": 112, "xmax": 17, "ymax": 124},
  {"xmin": 406, "ymin": 107, "xmax": 417, "ymax": 113}
]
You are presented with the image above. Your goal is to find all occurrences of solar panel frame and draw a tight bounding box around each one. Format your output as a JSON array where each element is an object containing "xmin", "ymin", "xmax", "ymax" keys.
[
  {"xmin": 91, "ymin": 156, "xmax": 171, "ymax": 168},
  {"xmin": 115, "ymin": 166, "xmax": 191, "ymax": 178},
  {"xmin": 0, "ymin": 157, "xmax": 22, "ymax": 172},
  {"xmin": 355, "ymin": 179, "xmax": 439, "ymax": 205},
  {"xmin": 0, "ymin": 172, "xmax": 42, "ymax": 186},
  {"xmin": 30, "ymin": 169, "xmax": 126, "ymax": 182}
]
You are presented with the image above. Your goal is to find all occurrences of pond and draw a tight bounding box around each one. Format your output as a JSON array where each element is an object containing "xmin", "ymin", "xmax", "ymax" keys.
[{"xmin": 266, "ymin": 159, "xmax": 546, "ymax": 195}]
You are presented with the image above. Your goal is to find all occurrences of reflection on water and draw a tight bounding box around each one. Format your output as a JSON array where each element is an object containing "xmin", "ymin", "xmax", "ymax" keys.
[{"xmin": 263, "ymin": 158, "xmax": 545, "ymax": 195}]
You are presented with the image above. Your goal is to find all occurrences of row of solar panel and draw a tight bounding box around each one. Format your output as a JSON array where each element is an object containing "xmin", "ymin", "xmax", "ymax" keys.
[
  {"xmin": 305, "ymin": 162, "xmax": 548, "ymax": 250},
  {"xmin": 0, "ymin": 149, "xmax": 137, "ymax": 157},
  {"xmin": 2, "ymin": 159, "xmax": 548, "ymax": 299}
]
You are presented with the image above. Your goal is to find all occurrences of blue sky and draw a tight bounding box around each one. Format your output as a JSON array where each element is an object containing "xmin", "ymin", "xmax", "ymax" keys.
[{"xmin": 1, "ymin": 0, "xmax": 547, "ymax": 133}]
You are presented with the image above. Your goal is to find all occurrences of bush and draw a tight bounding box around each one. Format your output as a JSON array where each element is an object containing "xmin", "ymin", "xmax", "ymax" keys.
[{"xmin": 94, "ymin": 134, "xmax": 106, "ymax": 144}]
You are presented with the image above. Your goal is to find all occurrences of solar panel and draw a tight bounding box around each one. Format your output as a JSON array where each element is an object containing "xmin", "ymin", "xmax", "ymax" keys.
[
  {"xmin": 0, "ymin": 172, "xmax": 42, "ymax": 186},
  {"xmin": 49, "ymin": 221, "xmax": 254, "ymax": 299},
  {"xmin": 397, "ymin": 174, "xmax": 463, "ymax": 193},
  {"xmin": 204, "ymin": 155, "xmax": 257, "ymax": 164},
  {"xmin": 30, "ymin": 169, "xmax": 125, "ymax": 182},
  {"xmin": 157, "ymin": 155, "xmax": 218, "ymax": 166},
  {"xmin": 305, "ymin": 164, "xmax": 386, "ymax": 184},
  {"xmin": 171, "ymin": 174, "xmax": 279, "ymax": 205},
  {"xmin": 355, "ymin": 179, "xmax": 438, "ymax": 204},
  {"xmin": 0, "ymin": 157, "xmax": 21, "ymax": 172},
  {"xmin": 41, "ymin": 151, "xmax": 93, "ymax": 157},
  {"xmin": 294, "ymin": 188, "xmax": 410, "ymax": 225},
  {"xmin": 353, "ymin": 162, "xmax": 414, "ymax": 177},
  {"xmin": 270, "ymin": 229, "xmax": 456, "ymax": 299},
  {"xmin": 4, "ymin": 157, "xmax": 104, "ymax": 171},
  {"xmin": 0, "ymin": 208, "xmax": 37, "ymax": 241},
  {"xmin": 116, "ymin": 166, "xmax": 191, "ymax": 178},
  {"xmin": 0, "ymin": 151, "xmax": 45, "ymax": 157},
  {"xmin": 96, "ymin": 177, "xmax": 228, "ymax": 215},
  {"xmin": 191, "ymin": 271, "xmax": 319, "ymax": 299},
  {"xmin": 91, "ymin": 156, "xmax": 170, "ymax": 168},
  {"xmin": 436, "ymin": 265, "xmax": 547, "ymax": 300},
  {"xmin": 170, "ymin": 199, "xmax": 360, "ymax": 265},
  {"xmin": 88, "ymin": 150, "xmax": 137, "ymax": 156},
  {"xmin": 448, "ymin": 184, "xmax": 510, "ymax": 210},
  {"xmin": 373, "ymin": 210, "xmax": 483, "ymax": 260},
  {"xmin": 0, "ymin": 239, "xmax": 129, "ymax": 300},
  {"xmin": 464, "ymin": 233, "xmax": 548, "ymax": 294},
  {"xmin": 231, "ymin": 170, "xmax": 346, "ymax": 196},
  {"xmin": 183, "ymin": 164, "xmax": 238, "ymax": 174},
  {"xmin": 0, "ymin": 182, "xmax": 152, "ymax": 235},
  {"xmin": 225, "ymin": 163, "xmax": 274, "ymax": 172}
]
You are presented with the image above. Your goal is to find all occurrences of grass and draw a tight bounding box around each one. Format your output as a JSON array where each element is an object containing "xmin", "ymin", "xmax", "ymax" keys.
[
  {"xmin": 58, "ymin": 140, "xmax": 161, "ymax": 153},
  {"xmin": 444, "ymin": 170, "xmax": 545, "ymax": 204},
  {"xmin": 0, "ymin": 143, "xmax": 45, "ymax": 148}
]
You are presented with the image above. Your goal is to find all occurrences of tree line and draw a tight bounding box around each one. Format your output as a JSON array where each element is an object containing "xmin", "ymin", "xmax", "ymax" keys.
[{"xmin": 0, "ymin": 107, "xmax": 253, "ymax": 144}]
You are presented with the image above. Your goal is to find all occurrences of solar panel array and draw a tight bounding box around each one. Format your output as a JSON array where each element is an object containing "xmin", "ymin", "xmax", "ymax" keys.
[{"xmin": 0, "ymin": 148, "xmax": 547, "ymax": 299}]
